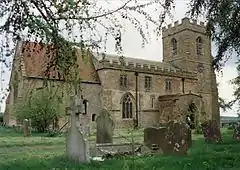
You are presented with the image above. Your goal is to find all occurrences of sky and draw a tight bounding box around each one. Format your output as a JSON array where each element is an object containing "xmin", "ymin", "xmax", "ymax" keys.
[{"xmin": 0, "ymin": 0, "xmax": 238, "ymax": 116}]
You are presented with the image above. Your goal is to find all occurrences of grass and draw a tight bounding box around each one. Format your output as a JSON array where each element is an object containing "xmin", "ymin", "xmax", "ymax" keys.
[{"xmin": 0, "ymin": 127, "xmax": 240, "ymax": 170}]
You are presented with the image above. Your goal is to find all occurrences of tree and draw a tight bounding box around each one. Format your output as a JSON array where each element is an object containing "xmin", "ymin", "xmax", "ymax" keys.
[
  {"xmin": 188, "ymin": 0, "xmax": 240, "ymax": 71},
  {"xmin": 0, "ymin": 0, "xmax": 175, "ymax": 89},
  {"xmin": 230, "ymin": 64, "xmax": 240, "ymax": 112},
  {"xmin": 14, "ymin": 86, "xmax": 63, "ymax": 132},
  {"xmin": 218, "ymin": 97, "xmax": 232, "ymax": 112}
]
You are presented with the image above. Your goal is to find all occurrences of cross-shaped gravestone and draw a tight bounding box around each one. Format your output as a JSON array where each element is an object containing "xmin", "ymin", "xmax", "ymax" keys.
[{"xmin": 66, "ymin": 93, "xmax": 90, "ymax": 163}]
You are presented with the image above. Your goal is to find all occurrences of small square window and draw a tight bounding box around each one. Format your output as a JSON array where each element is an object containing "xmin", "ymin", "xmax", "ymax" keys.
[
  {"xmin": 120, "ymin": 74, "xmax": 127, "ymax": 87},
  {"xmin": 165, "ymin": 79, "xmax": 172, "ymax": 91},
  {"xmin": 145, "ymin": 76, "xmax": 152, "ymax": 90}
]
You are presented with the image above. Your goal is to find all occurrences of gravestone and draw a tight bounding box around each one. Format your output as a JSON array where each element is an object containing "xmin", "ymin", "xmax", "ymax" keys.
[
  {"xmin": 144, "ymin": 127, "xmax": 166, "ymax": 151},
  {"xmin": 143, "ymin": 121, "xmax": 191, "ymax": 155},
  {"xmin": 163, "ymin": 120, "xmax": 192, "ymax": 155},
  {"xmin": 233, "ymin": 123, "xmax": 240, "ymax": 140},
  {"xmin": 201, "ymin": 120, "xmax": 222, "ymax": 143},
  {"xmin": 23, "ymin": 119, "xmax": 30, "ymax": 137},
  {"xmin": 96, "ymin": 108, "xmax": 115, "ymax": 144},
  {"xmin": 66, "ymin": 94, "xmax": 90, "ymax": 163}
]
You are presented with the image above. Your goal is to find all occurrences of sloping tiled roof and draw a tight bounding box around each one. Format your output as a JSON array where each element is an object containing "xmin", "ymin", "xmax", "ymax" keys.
[{"xmin": 19, "ymin": 41, "xmax": 100, "ymax": 83}]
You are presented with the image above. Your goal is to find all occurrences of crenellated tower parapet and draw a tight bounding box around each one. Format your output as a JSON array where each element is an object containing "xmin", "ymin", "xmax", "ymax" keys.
[{"xmin": 162, "ymin": 17, "xmax": 206, "ymax": 38}]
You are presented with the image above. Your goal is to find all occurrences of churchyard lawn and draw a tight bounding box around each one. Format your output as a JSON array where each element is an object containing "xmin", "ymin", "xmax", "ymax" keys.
[{"xmin": 0, "ymin": 127, "xmax": 240, "ymax": 170}]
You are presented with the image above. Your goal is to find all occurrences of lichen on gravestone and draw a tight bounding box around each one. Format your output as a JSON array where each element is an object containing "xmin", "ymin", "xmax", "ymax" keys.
[
  {"xmin": 96, "ymin": 108, "xmax": 115, "ymax": 144},
  {"xmin": 163, "ymin": 120, "xmax": 191, "ymax": 155}
]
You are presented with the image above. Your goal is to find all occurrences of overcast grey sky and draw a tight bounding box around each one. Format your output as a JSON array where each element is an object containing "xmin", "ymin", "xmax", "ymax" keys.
[{"xmin": 0, "ymin": 0, "xmax": 238, "ymax": 116}]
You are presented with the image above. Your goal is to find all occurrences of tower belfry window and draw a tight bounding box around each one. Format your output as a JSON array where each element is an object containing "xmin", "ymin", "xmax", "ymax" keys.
[
  {"xmin": 171, "ymin": 38, "xmax": 177, "ymax": 55},
  {"xmin": 196, "ymin": 37, "xmax": 203, "ymax": 55}
]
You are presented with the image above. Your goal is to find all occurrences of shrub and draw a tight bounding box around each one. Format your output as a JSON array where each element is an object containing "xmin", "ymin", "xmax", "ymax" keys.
[
  {"xmin": 45, "ymin": 131, "xmax": 60, "ymax": 137},
  {"xmin": 193, "ymin": 124, "xmax": 203, "ymax": 134},
  {"xmin": 14, "ymin": 86, "xmax": 63, "ymax": 133}
]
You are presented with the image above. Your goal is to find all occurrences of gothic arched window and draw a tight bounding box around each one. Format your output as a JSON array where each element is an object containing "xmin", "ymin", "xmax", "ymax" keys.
[
  {"xmin": 122, "ymin": 94, "xmax": 133, "ymax": 119},
  {"xmin": 171, "ymin": 38, "xmax": 177, "ymax": 55},
  {"xmin": 196, "ymin": 37, "xmax": 203, "ymax": 55}
]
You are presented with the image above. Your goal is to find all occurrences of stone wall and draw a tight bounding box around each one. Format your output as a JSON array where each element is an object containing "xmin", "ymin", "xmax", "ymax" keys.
[{"xmin": 96, "ymin": 68, "xmax": 199, "ymax": 128}]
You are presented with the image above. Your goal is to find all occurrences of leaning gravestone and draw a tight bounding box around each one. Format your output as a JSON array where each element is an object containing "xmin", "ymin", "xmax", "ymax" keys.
[
  {"xmin": 143, "ymin": 121, "xmax": 191, "ymax": 155},
  {"xmin": 96, "ymin": 108, "xmax": 115, "ymax": 144},
  {"xmin": 233, "ymin": 123, "xmax": 240, "ymax": 140},
  {"xmin": 66, "ymin": 95, "xmax": 90, "ymax": 163},
  {"xmin": 201, "ymin": 120, "xmax": 222, "ymax": 143}
]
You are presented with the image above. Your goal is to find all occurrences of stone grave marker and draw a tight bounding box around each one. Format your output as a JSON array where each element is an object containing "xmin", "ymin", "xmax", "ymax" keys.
[
  {"xmin": 96, "ymin": 108, "xmax": 115, "ymax": 144},
  {"xmin": 143, "ymin": 120, "xmax": 191, "ymax": 155},
  {"xmin": 66, "ymin": 94, "xmax": 90, "ymax": 163},
  {"xmin": 23, "ymin": 119, "xmax": 30, "ymax": 137},
  {"xmin": 143, "ymin": 127, "xmax": 166, "ymax": 151},
  {"xmin": 233, "ymin": 123, "xmax": 240, "ymax": 140},
  {"xmin": 163, "ymin": 120, "xmax": 192, "ymax": 155},
  {"xmin": 201, "ymin": 120, "xmax": 222, "ymax": 143}
]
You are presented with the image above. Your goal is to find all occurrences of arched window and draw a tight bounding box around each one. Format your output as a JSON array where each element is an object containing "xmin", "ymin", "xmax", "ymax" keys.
[
  {"xmin": 171, "ymin": 38, "xmax": 177, "ymax": 55},
  {"xmin": 196, "ymin": 37, "xmax": 203, "ymax": 55},
  {"xmin": 122, "ymin": 94, "xmax": 133, "ymax": 119}
]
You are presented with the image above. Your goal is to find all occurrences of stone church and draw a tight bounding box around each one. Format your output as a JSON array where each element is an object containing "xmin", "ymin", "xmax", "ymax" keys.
[{"xmin": 4, "ymin": 17, "xmax": 220, "ymax": 129}]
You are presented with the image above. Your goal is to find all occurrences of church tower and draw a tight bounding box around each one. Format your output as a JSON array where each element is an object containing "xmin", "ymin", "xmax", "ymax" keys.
[{"xmin": 162, "ymin": 17, "xmax": 220, "ymax": 124}]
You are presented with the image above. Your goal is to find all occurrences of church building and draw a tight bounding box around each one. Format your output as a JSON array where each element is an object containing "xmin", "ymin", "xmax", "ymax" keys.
[{"xmin": 4, "ymin": 17, "xmax": 220, "ymax": 129}]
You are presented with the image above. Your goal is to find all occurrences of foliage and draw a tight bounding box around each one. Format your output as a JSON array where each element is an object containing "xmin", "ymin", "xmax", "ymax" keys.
[
  {"xmin": 14, "ymin": 86, "xmax": 63, "ymax": 133},
  {"xmin": 188, "ymin": 0, "xmax": 240, "ymax": 71},
  {"xmin": 0, "ymin": 0, "xmax": 175, "ymax": 91},
  {"xmin": 45, "ymin": 130, "xmax": 61, "ymax": 137},
  {"xmin": 229, "ymin": 64, "xmax": 240, "ymax": 112},
  {"xmin": 218, "ymin": 97, "xmax": 232, "ymax": 112},
  {"xmin": 0, "ymin": 127, "xmax": 240, "ymax": 169}
]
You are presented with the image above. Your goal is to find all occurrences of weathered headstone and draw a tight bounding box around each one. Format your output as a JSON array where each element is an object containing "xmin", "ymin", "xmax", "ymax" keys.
[
  {"xmin": 201, "ymin": 120, "xmax": 222, "ymax": 143},
  {"xmin": 144, "ymin": 127, "xmax": 166, "ymax": 151},
  {"xmin": 163, "ymin": 120, "xmax": 191, "ymax": 155},
  {"xmin": 96, "ymin": 108, "xmax": 115, "ymax": 144},
  {"xmin": 23, "ymin": 119, "xmax": 29, "ymax": 137},
  {"xmin": 66, "ymin": 94, "xmax": 90, "ymax": 163},
  {"xmin": 233, "ymin": 123, "xmax": 240, "ymax": 140},
  {"xmin": 143, "ymin": 121, "xmax": 191, "ymax": 155}
]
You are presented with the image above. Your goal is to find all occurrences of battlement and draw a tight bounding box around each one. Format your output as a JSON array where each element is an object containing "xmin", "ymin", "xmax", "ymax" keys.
[
  {"xmin": 96, "ymin": 57, "xmax": 197, "ymax": 79},
  {"xmin": 162, "ymin": 17, "xmax": 206, "ymax": 37}
]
